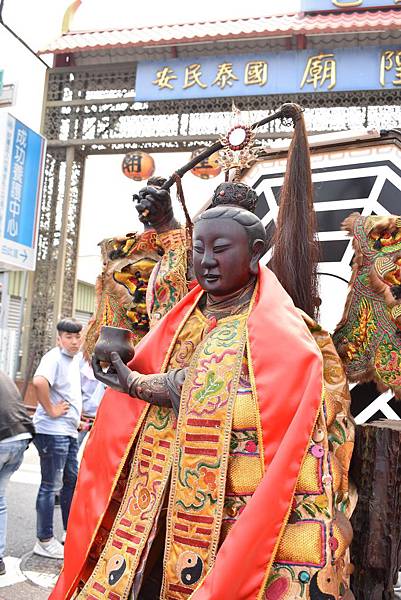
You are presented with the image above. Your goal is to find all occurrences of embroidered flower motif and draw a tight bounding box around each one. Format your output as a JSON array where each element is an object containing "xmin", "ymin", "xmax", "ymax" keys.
[
  {"xmin": 194, "ymin": 371, "xmax": 224, "ymax": 404},
  {"xmin": 311, "ymin": 444, "xmax": 324, "ymax": 458},
  {"xmin": 127, "ymin": 495, "xmax": 140, "ymax": 517},
  {"xmin": 206, "ymin": 316, "xmax": 218, "ymax": 333},
  {"xmin": 324, "ymin": 362, "xmax": 343, "ymax": 384},
  {"xmin": 185, "ymin": 472, "xmax": 198, "ymax": 491},
  {"xmin": 155, "ymin": 282, "xmax": 171, "ymax": 305},
  {"xmin": 199, "ymin": 467, "xmax": 217, "ymax": 492},
  {"xmin": 244, "ymin": 440, "xmax": 257, "ymax": 453},
  {"xmin": 329, "ymin": 536, "xmax": 339, "ymax": 551},
  {"xmin": 264, "ymin": 575, "xmax": 290, "ymax": 599},
  {"xmin": 137, "ymin": 487, "xmax": 152, "ymax": 510}
]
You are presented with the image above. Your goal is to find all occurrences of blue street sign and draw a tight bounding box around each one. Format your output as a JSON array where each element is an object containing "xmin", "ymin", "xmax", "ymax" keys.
[{"xmin": 0, "ymin": 114, "xmax": 46, "ymax": 271}]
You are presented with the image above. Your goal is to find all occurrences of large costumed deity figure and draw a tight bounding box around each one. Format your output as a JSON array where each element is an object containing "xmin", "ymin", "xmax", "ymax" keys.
[
  {"xmin": 51, "ymin": 109, "xmax": 355, "ymax": 600},
  {"xmin": 82, "ymin": 176, "xmax": 189, "ymax": 361},
  {"xmin": 334, "ymin": 213, "xmax": 401, "ymax": 397}
]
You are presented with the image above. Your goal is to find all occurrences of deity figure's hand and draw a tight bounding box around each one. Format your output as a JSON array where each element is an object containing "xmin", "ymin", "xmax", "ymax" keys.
[
  {"xmin": 133, "ymin": 186, "xmax": 179, "ymax": 233},
  {"xmin": 92, "ymin": 352, "xmax": 133, "ymax": 394},
  {"xmin": 92, "ymin": 352, "xmax": 185, "ymax": 413}
]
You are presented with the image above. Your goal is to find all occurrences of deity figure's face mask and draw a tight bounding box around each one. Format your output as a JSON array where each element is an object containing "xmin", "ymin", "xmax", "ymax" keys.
[
  {"xmin": 333, "ymin": 213, "xmax": 401, "ymax": 397},
  {"xmin": 193, "ymin": 217, "xmax": 253, "ymax": 297}
]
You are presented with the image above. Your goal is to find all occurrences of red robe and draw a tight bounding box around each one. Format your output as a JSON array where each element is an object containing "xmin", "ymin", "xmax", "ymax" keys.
[{"xmin": 51, "ymin": 266, "xmax": 323, "ymax": 599}]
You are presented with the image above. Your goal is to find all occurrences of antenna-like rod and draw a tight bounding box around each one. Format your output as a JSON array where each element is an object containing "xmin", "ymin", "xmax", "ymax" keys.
[{"xmin": 160, "ymin": 103, "xmax": 295, "ymax": 190}]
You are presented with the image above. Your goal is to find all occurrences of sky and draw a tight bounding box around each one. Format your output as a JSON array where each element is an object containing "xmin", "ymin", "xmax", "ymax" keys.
[
  {"xmin": 0, "ymin": 0, "xmax": 301, "ymax": 283},
  {"xmin": 69, "ymin": 0, "xmax": 299, "ymax": 30},
  {"xmin": 2, "ymin": 0, "xmax": 300, "ymax": 52}
]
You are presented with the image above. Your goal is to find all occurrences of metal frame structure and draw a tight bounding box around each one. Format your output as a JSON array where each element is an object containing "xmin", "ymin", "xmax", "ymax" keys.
[{"xmin": 26, "ymin": 39, "xmax": 401, "ymax": 371}]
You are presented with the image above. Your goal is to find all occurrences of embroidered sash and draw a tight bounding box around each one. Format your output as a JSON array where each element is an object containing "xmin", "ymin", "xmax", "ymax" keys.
[
  {"xmin": 76, "ymin": 309, "xmax": 209, "ymax": 600},
  {"xmin": 162, "ymin": 315, "xmax": 247, "ymax": 599},
  {"xmin": 77, "ymin": 314, "xmax": 248, "ymax": 600},
  {"xmin": 76, "ymin": 404, "xmax": 176, "ymax": 600}
]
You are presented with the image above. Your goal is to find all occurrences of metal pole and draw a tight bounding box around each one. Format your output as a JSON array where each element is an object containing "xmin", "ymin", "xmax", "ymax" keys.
[
  {"xmin": 20, "ymin": 270, "xmax": 33, "ymax": 378},
  {"xmin": 13, "ymin": 269, "xmax": 28, "ymax": 380},
  {"xmin": 21, "ymin": 65, "xmax": 50, "ymax": 379},
  {"xmin": 71, "ymin": 155, "xmax": 86, "ymax": 319},
  {"xmin": 0, "ymin": 271, "xmax": 9, "ymax": 329},
  {"xmin": 53, "ymin": 146, "xmax": 74, "ymax": 341}
]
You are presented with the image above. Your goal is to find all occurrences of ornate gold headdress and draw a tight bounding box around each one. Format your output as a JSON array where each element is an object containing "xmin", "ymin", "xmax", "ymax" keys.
[{"xmin": 217, "ymin": 104, "xmax": 258, "ymax": 182}]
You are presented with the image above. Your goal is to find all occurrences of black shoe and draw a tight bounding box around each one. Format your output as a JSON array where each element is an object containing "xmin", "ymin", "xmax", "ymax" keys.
[{"xmin": 0, "ymin": 558, "xmax": 5, "ymax": 575}]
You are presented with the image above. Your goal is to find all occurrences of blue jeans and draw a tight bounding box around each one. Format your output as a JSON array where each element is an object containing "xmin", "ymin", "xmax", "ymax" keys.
[
  {"xmin": 34, "ymin": 434, "xmax": 78, "ymax": 540},
  {"xmin": 77, "ymin": 429, "xmax": 88, "ymax": 448},
  {"xmin": 0, "ymin": 438, "xmax": 29, "ymax": 557}
]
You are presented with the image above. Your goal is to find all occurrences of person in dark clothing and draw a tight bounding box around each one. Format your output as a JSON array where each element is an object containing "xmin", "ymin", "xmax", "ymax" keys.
[{"xmin": 0, "ymin": 370, "xmax": 34, "ymax": 575}]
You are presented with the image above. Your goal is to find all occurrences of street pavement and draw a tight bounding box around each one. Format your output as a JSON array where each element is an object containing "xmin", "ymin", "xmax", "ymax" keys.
[{"xmin": 0, "ymin": 444, "xmax": 63, "ymax": 600}]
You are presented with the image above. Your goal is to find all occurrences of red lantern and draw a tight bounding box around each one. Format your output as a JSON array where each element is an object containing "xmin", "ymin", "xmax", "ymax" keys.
[
  {"xmin": 122, "ymin": 151, "xmax": 155, "ymax": 181},
  {"xmin": 191, "ymin": 149, "xmax": 222, "ymax": 180}
]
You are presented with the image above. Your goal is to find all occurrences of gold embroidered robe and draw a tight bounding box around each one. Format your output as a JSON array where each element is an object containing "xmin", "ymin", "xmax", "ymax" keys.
[{"xmin": 74, "ymin": 300, "xmax": 354, "ymax": 600}]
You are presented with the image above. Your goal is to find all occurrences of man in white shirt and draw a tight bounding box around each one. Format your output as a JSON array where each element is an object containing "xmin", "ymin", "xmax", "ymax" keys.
[{"xmin": 32, "ymin": 318, "xmax": 83, "ymax": 560}]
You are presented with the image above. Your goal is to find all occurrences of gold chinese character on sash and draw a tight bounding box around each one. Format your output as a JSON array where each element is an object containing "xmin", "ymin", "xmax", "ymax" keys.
[
  {"xmin": 152, "ymin": 66, "xmax": 177, "ymax": 90},
  {"xmin": 380, "ymin": 50, "xmax": 401, "ymax": 87},
  {"xmin": 244, "ymin": 61, "xmax": 268, "ymax": 86},
  {"xmin": 183, "ymin": 64, "xmax": 207, "ymax": 89},
  {"xmin": 212, "ymin": 63, "xmax": 239, "ymax": 89},
  {"xmin": 301, "ymin": 53, "xmax": 336, "ymax": 91}
]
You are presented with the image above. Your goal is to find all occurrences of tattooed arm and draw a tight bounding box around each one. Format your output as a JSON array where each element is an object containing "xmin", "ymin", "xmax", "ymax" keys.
[{"xmin": 127, "ymin": 368, "xmax": 186, "ymax": 415}]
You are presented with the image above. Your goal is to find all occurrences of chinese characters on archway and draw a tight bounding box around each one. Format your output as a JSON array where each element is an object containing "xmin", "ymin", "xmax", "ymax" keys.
[
  {"xmin": 153, "ymin": 60, "xmax": 268, "ymax": 91},
  {"xmin": 380, "ymin": 50, "xmax": 401, "ymax": 86},
  {"xmin": 151, "ymin": 49, "xmax": 401, "ymax": 94},
  {"xmin": 300, "ymin": 54, "xmax": 336, "ymax": 91}
]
